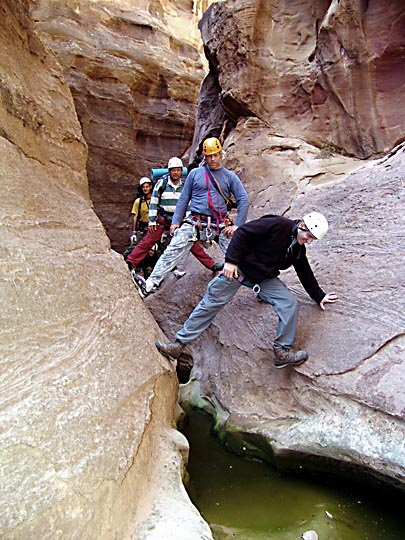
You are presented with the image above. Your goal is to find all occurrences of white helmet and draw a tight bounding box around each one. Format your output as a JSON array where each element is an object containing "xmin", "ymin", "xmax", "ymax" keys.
[
  {"xmin": 302, "ymin": 212, "xmax": 329, "ymax": 239},
  {"xmin": 167, "ymin": 157, "xmax": 183, "ymax": 169},
  {"xmin": 139, "ymin": 176, "xmax": 152, "ymax": 186}
]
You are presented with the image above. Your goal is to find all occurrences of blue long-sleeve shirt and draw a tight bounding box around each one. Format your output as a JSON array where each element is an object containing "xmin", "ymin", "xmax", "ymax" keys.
[{"xmin": 171, "ymin": 166, "xmax": 249, "ymax": 227}]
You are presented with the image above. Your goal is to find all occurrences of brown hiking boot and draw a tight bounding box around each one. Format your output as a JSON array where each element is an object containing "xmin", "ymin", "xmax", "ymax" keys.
[
  {"xmin": 273, "ymin": 347, "xmax": 308, "ymax": 369},
  {"xmin": 155, "ymin": 340, "xmax": 185, "ymax": 362}
]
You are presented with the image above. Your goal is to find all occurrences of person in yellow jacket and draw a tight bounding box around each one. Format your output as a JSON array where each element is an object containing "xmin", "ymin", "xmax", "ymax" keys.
[{"xmin": 129, "ymin": 177, "xmax": 153, "ymax": 244}]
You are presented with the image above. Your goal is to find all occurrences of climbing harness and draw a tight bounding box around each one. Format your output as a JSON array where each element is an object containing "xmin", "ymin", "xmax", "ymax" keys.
[
  {"xmin": 235, "ymin": 272, "xmax": 261, "ymax": 297},
  {"xmin": 179, "ymin": 167, "xmax": 234, "ymax": 244},
  {"xmin": 185, "ymin": 214, "xmax": 213, "ymax": 243}
]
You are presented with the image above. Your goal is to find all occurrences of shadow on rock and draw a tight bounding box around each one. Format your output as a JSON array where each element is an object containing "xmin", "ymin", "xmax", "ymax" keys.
[{"xmin": 176, "ymin": 353, "xmax": 193, "ymax": 384}]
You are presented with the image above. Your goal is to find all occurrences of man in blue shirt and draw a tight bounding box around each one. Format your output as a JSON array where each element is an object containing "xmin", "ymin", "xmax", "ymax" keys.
[
  {"xmin": 132, "ymin": 137, "xmax": 250, "ymax": 298},
  {"xmin": 127, "ymin": 157, "xmax": 216, "ymax": 274}
]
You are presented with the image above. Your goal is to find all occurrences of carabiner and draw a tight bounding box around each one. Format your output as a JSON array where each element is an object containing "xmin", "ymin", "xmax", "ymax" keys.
[
  {"xmin": 252, "ymin": 284, "xmax": 261, "ymax": 296},
  {"xmin": 189, "ymin": 225, "xmax": 198, "ymax": 242}
]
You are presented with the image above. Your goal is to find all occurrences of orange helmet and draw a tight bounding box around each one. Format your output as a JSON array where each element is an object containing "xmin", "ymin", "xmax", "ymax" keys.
[{"xmin": 203, "ymin": 137, "xmax": 222, "ymax": 156}]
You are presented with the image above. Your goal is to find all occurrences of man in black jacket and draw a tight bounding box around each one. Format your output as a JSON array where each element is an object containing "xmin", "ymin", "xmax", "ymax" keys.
[{"xmin": 156, "ymin": 212, "xmax": 338, "ymax": 369}]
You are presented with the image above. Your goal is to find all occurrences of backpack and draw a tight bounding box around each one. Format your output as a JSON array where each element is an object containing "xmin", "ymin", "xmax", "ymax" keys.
[
  {"xmin": 156, "ymin": 174, "xmax": 170, "ymax": 199},
  {"xmin": 155, "ymin": 174, "xmax": 172, "ymax": 221}
]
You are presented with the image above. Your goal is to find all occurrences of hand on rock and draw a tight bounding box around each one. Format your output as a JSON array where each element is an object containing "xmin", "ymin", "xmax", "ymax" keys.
[{"xmin": 320, "ymin": 292, "xmax": 338, "ymax": 311}]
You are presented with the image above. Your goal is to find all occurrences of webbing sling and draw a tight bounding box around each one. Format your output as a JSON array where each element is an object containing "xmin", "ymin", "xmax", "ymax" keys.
[
  {"xmin": 204, "ymin": 166, "xmax": 233, "ymax": 209},
  {"xmin": 204, "ymin": 168, "xmax": 229, "ymax": 230}
]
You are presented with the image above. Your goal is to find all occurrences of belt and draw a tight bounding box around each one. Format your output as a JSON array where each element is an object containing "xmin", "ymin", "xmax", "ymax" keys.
[
  {"xmin": 191, "ymin": 212, "xmax": 211, "ymax": 221},
  {"xmin": 157, "ymin": 215, "xmax": 172, "ymax": 227},
  {"xmin": 186, "ymin": 214, "xmax": 231, "ymax": 229}
]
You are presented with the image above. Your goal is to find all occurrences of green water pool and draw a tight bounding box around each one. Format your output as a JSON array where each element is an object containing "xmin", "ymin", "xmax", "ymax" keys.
[{"xmin": 180, "ymin": 410, "xmax": 405, "ymax": 540}]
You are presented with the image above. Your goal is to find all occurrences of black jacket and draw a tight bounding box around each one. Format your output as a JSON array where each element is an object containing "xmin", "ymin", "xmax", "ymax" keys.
[{"xmin": 225, "ymin": 215, "xmax": 326, "ymax": 303}]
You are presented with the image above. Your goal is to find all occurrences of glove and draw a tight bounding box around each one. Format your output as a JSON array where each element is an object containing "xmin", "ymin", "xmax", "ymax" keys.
[{"xmin": 130, "ymin": 231, "xmax": 138, "ymax": 243}]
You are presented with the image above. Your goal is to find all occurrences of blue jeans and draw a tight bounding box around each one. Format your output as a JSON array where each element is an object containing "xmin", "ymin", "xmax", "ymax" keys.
[{"xmin": 175, "ymin": 274, "xmax": 298, "ymax": 350}]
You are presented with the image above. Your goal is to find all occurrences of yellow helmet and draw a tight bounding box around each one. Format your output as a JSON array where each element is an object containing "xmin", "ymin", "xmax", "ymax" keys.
[{"xmin": 203, "ymin": 137, "xmax": 222, "ymax": 156}]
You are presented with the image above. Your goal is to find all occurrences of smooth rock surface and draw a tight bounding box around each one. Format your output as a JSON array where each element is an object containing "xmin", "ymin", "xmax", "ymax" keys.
[
  {"xmin": 149, "ymin": 142, "xmax": 405, "ymax": 489},
  {"xmin": 0, "ymin": 2, "xmax": 211, "ymax": 539},
  {"xmin": 192, "ymin": 0, "xmax": 405, "ymax": 162}
]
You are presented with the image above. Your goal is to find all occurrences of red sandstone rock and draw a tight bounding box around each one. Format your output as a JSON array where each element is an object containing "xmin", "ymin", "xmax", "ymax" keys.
[
  {"xmin": 193, "ymin": 0, "xmax": 405, "ymax": 161},
  {"xmin": 1, "ymin": 2, "xmax": 211, "ymax": 539},
  {"xmin": 32, "ymin": 0, "xmax": 212, "ymax": 253}
]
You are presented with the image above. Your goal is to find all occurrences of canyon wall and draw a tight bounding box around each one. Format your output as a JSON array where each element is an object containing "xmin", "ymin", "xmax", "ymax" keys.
[
  {"xmin": 32, "ymin": 0, "xmax": 405, "ymax": 253},
  {"xmin": 192, "ymin": 0, "xmax": 404, "ymax": 161},
  {"xmin": 0, "ymin": 1, "xmax": 211, "ymax": 538},
  {"xmin": 2, "ymin": 0, "xmax": 404, "ymax": 538},
  {"xmin": 147, "ymin": 0, "xmax": 405, "ymax": 493},
  {"xmin": 32, "ymin": 0, "xmax": 214, "ymax": 253}
]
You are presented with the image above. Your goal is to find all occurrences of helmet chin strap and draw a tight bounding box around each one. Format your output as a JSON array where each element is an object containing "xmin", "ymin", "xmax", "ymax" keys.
[{"xmin": 288, "ymin": 237, "xmax": 299, "ymax": 256}]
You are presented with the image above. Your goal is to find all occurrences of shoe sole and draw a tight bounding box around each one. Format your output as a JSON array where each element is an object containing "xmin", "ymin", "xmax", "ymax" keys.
[
  {"xmin": 274, "ymin": 357, "xmax": 308, "ymax": 369},
  {"xmin": 130, "ymin": 273, "xmax": 147, "ymax": 298}
]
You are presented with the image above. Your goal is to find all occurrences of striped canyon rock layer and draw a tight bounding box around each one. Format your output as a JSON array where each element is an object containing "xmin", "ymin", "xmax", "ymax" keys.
[
  {"xmin": 0, "ymin": 1, "xmax": 212, "ymax": 539},
  {"xmin": 32, "ymin": 0, "xmax": 214, "ymax": 253}
]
